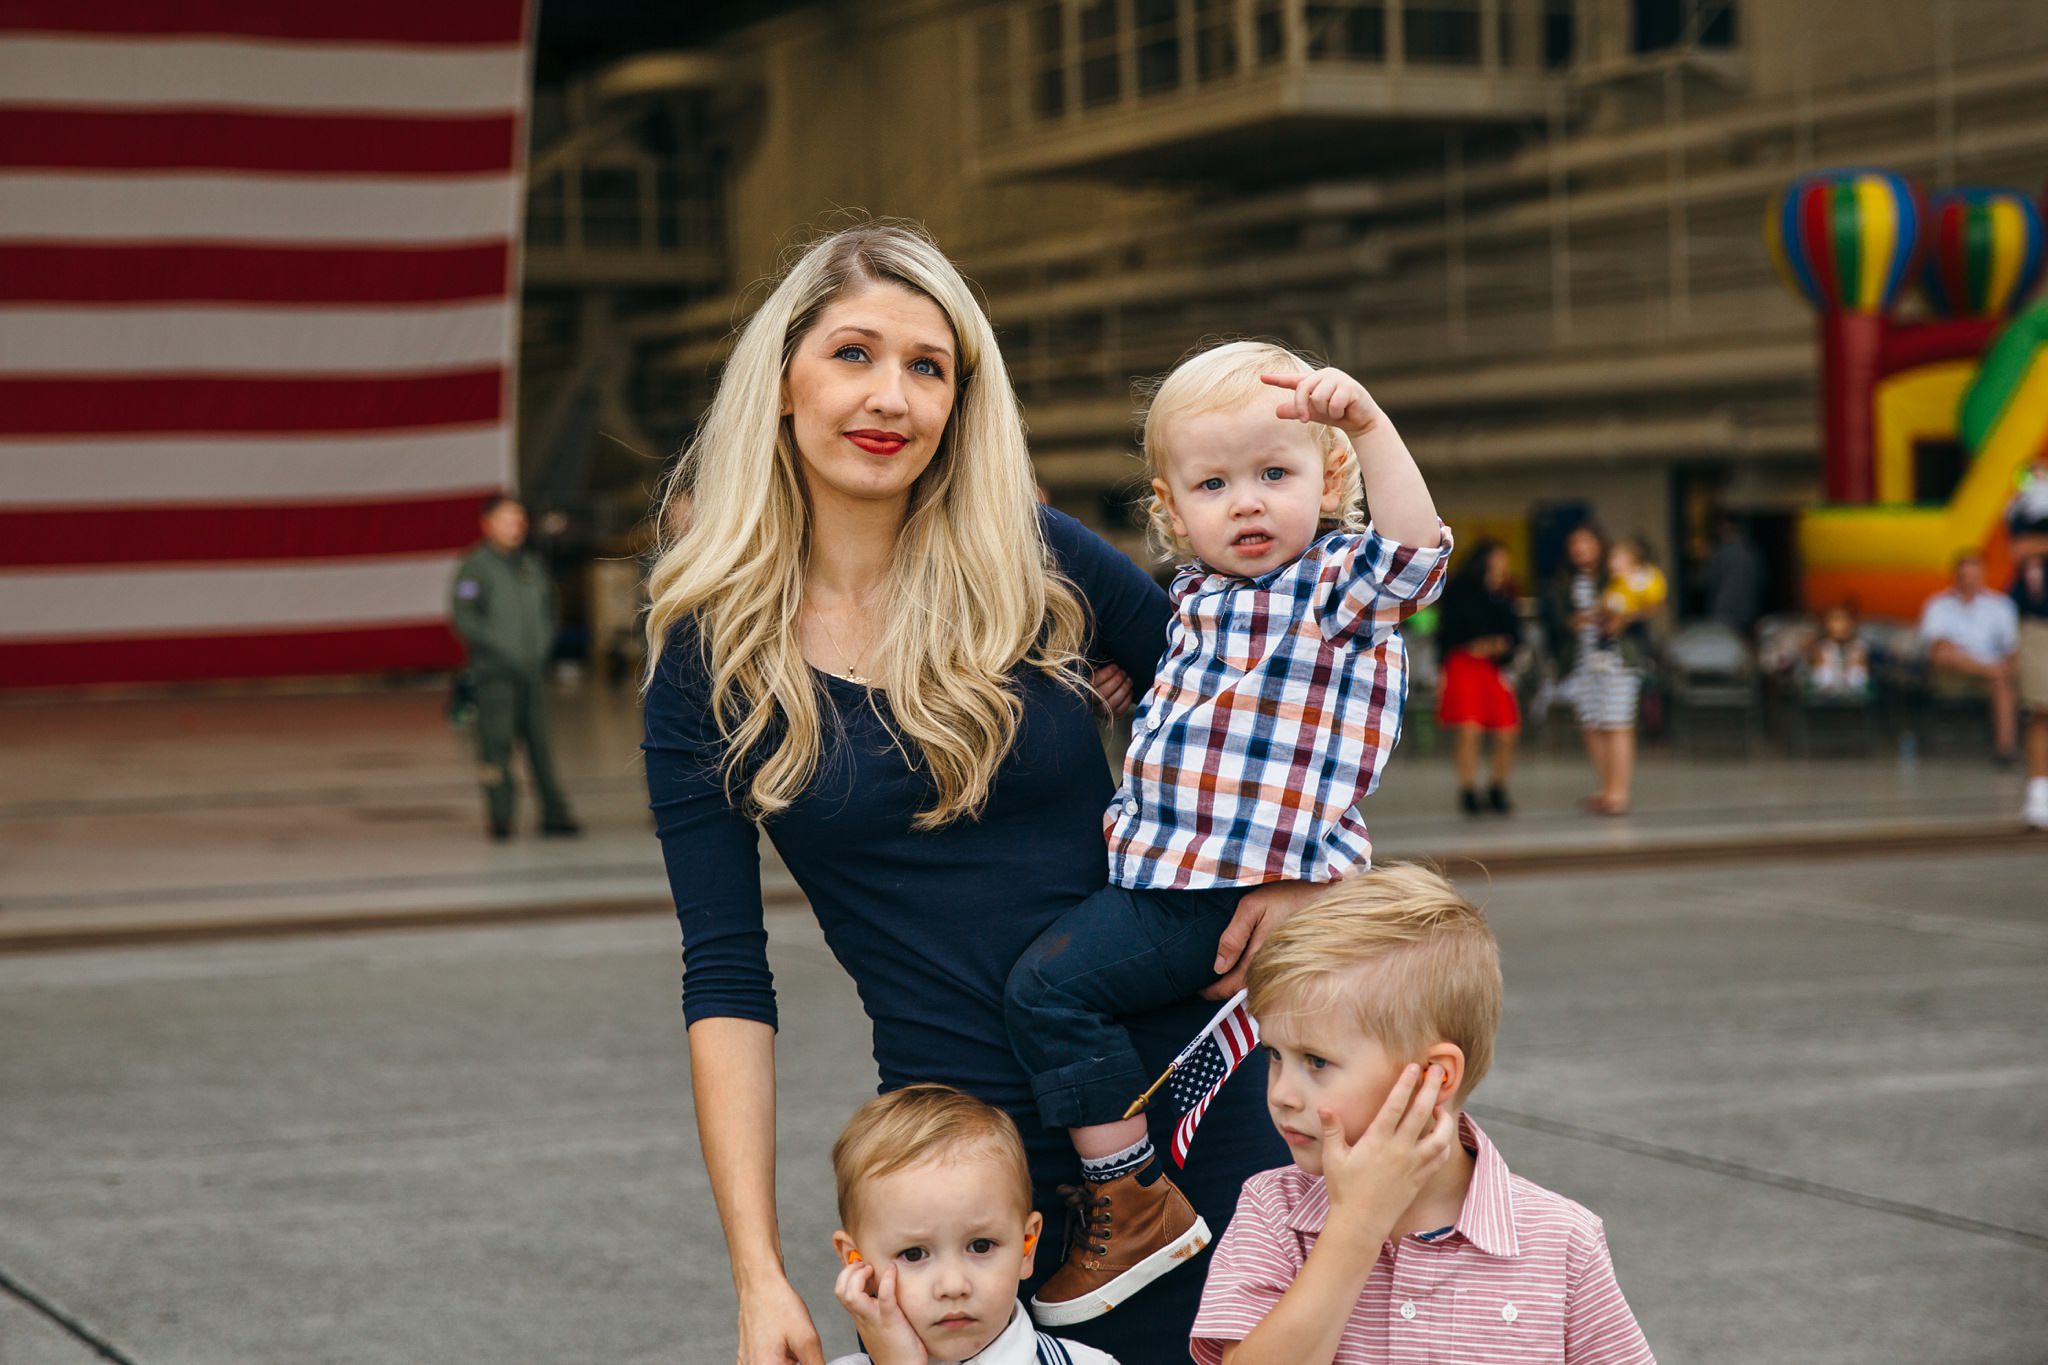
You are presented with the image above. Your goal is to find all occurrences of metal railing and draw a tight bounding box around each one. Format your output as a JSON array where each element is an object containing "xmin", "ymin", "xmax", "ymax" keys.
[
  {"xmin": 973, "ymin": 0, "xmax": 1570, "ymax": 142},
  {"xmin": 647, "ymin": 11, "xmax": 2048, "ymax": 493},
  {"xmin": 524, "ymin": 158, "xmax": 722, "ymax": 265}
]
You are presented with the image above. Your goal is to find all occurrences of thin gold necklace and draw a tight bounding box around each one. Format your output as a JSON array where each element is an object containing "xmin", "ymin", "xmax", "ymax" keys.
[{"xmin": 813, "ymin": 604, "xmax": 874, "ymax": 687}]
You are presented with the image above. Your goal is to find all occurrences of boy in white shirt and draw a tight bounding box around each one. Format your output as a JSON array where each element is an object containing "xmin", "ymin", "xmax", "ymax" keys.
[{"xmin": 828, "ymin": 1085, "xmax": 1119, "ymax": 1365}]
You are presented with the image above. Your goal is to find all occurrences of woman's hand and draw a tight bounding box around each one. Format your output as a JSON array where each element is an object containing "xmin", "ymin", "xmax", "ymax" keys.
[
  {"xmin": 831, "ymin": 1260, "xmax": 928, "ymax": 1365},
  {"xmin": 1202, "ymin": 879, "xmax": 1324, "ymax": 999},
  {"xmin": 1089, "ymin": 662, "xmax": 1135, "ymax": 719},
  {"xmin": 738, "ymin": 1274, "xmax": 826, "ymax": 1365}
]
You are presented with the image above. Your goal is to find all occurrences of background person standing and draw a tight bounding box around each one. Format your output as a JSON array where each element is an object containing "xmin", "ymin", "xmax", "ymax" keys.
[
  {"xmin": 452, "ymin": 494, "xmax": 583, "ymax": 842},
  {"xmin": 2007, "ymin": 453, "xmax": 2048, "ymax": 828},
  {"xmin": 1704, "ymin": 514, "xmax": 1765, "ymax": 635},
  {"xmin": 1545, "ymin": 524, "xmax": 1643, "ymax": 817},
  {"xmin": 1435, "ymin": 539, "xmax": 1522, "ymax": 815}
]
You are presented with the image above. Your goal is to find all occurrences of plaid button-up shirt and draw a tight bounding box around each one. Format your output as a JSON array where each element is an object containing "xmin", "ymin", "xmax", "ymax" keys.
[
  {"xmin": 1106, "ymin": 523, "xmax": 1451, "ymax": 890},
  {"xmin": 1191, "ymin": 1114, "xmax": 1656, "ymax": 1365}
]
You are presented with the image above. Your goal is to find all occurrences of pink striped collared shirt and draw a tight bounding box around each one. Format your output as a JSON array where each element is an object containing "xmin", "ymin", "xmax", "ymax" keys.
[{"xmin": 1190, "ymin": 1114, "xmax": 1654, "ymax": 1365}]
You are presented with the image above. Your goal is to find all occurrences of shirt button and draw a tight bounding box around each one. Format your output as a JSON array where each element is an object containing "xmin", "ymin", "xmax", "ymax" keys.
[
  {"xmin": 1147, "ymin": 711, "xmax": 1163, "ymax": 731},
  {"xmin": 1399, "ymin": 1301, "xmax": 1417, "ymax": 1321},
  {"xmin": 1501, "ymin": 1303, "xmax": 1519, "ymax": 1324},
  {"xmin": 1123, "ymin": 797, "xmax": 1140, "ymax": 815}
]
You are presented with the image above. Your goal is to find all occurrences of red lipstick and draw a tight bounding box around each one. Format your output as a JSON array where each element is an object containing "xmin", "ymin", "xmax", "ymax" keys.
[{"xmin": 847, "ymin": 429, "xmax": 908, "ymax": 455}]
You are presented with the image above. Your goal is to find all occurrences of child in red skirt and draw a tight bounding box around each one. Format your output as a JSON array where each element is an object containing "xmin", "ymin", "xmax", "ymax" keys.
[{"xmin": 1435, "ymin": 539, "xmax": 1521, "ymax": 814}]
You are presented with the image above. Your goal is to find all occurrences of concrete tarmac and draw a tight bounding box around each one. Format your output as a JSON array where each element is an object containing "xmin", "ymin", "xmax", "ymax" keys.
[
  {"xmin": 4, "ymin": 852, "xmax": 2045, "ymax": 1364},
  {"xmin": 3, "ymin": 686, "xmax": 2046, "ymax": 1362}
]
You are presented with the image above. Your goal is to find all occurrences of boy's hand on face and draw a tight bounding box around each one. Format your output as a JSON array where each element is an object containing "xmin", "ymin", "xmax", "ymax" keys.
[
  {"xmin": 1317, "ymin": 1063, "xmax": 1456, "ymax": 1242},
  {"xmin": 1261, "ymin": 368, "xmax": 1383, "ymax": 438},
  {"xmin": 831, "ymin": 1260, "xmax": 929, "ymax": 1365}
]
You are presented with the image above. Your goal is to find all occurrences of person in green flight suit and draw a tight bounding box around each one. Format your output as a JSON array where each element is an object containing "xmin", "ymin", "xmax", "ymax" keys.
[{"xmin": 451, "ymin": 494, "xmax": 583, "ymax": 841}]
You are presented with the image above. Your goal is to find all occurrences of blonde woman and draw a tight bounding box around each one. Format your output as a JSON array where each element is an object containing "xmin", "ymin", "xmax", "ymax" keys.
[{"xmin": 641, "ymin": 224, "xmax": 1302, "ymax": 1365}]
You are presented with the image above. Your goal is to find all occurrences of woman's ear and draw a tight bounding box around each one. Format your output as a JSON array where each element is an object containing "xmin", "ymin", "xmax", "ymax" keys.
[
  {"xmin": 831, "ymin": 1229, "xmax": 861, "ymax": 1266},
  {"xmin": 1018, "ymin": 1210, "xmax": 1044, "ymax": 1279}
]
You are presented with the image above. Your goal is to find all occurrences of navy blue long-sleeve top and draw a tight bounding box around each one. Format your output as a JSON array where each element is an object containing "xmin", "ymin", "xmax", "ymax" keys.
[
  {"xmin": 644, "ymin": 506, "xmax": 1166, "ymax": 1096},
  {"xmin": 643, "ymin": 507, "xmax": 1285, "ymax": 1361}
]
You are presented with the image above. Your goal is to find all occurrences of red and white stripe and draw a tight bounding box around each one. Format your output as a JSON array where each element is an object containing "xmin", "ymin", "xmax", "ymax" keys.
[
  {"xmin": 1190, "ymin": 1115, "xmax": 1658, "ymax": 1365},
  {"xmin": 1171, "ymin": 1000, "xmax": 1261, "ymax": 1166},
  {"xmin": 0, "ymin": 1, "xmax": 531, "ymax": 688}
]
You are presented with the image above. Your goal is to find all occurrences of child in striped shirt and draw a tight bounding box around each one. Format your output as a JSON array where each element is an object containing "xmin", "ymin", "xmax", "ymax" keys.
[
  {"xmin": 1006, "ymin": 341, "xmax": 1451, "ymax": 1327},
  {"xmin": 1191, "ymin": 866, "xmax": 1654, "ymax": 1365}
]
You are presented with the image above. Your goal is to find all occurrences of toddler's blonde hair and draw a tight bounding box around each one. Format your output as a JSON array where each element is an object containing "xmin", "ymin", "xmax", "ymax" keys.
[
  {"xmin": 1246, "ymin": 864, "xmax": 1500, "ymax": 1105},
  {"xmin": 1139, "ymin": 339, "xmax": 1365, "ymax": 561},
  {"xmin": 831, "ymin": 1083, "xmax": 1034, "ymax": 1231}
]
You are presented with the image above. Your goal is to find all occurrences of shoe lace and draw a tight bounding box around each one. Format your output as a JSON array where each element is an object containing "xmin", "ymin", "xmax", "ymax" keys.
[{"xmin": 1055, "ymin": 1183, "xmax": 1115, "ymax": 1258}]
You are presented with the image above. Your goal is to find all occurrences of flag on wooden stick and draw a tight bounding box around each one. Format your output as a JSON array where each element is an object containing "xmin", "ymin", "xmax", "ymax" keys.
[{"xmin": 1121, "ymin": 989, "xmax": 1261, "ymax": 1167}]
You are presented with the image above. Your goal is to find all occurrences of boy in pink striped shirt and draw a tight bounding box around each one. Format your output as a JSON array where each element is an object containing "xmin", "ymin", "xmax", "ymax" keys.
[{"xmin": 1192, "ymin": 866, "xmax": 1654, "ymax": 1365}]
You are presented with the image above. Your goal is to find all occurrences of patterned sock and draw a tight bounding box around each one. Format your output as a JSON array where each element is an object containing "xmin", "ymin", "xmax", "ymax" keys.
[{"xmin": 1080, "ymin": 1135, "xmax": 1154, "ymax": 1184}]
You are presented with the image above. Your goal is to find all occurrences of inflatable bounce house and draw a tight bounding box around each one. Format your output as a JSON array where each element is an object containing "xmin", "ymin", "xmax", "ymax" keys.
[{"xmin": 1766, "ymin": 171, "xmax": 2048, "ymax": 619}]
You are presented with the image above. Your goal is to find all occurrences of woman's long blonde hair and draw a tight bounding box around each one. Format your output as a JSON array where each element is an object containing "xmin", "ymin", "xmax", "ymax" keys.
[{"xmin": 642, "ymin": 222, "xmax": 1089, "ymax": 829}]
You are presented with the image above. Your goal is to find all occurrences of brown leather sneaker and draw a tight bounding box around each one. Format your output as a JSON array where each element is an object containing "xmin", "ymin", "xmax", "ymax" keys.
[{"xmin": 1028, "ymin": 1168, "xmax": 1212, "ymax": 1326}]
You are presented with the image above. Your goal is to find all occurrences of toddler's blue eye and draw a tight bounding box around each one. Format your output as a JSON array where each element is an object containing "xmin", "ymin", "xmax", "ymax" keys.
[
  {"xmin": 1200, "ymin": 477, "xmax": 1224, "ymax": 492},
  {"xmin": 1306, "ymin": 1054, "xmax": 1328, "ymax": 1070},
  {"xmin": 1262, "ymin": 467, "xmax": 1287, "ymax": 481}
]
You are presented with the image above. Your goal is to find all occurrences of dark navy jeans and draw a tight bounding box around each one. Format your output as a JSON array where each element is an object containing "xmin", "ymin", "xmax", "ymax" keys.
[{"xmin": 1005, "ymin": 883, "xmax": 1247, "ymax": 1129}]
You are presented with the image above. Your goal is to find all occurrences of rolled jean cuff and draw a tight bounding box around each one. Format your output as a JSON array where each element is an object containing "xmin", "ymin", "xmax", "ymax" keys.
[{"xmin": 1028, "ymin": 1054, "xmax": 1154, "ymax": 1130}]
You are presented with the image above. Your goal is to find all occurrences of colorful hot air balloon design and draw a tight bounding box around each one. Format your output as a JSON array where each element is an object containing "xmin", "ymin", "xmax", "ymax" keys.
[
  {"xmin": 1765, "ymin": 170, "xmax": 1927, "ymax": 503},
  {"xmin": 1920, "ymin": 188, "xmax": 2046, "ymax": 319},
  {"xmin": 1766, "ymin": 169, "xmax": 1923, "ymax": 316}
]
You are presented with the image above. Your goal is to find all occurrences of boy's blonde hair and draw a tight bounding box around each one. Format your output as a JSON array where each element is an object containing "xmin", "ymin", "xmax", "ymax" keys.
[
  {"xmin": 1246, "ymin": 864, "xmax": 1500, "ymax": 1105},
  {"xmin": 1139, "ymin": 339, "xmax": 1366, "ymax": 561},
  {"xmin": 831, "ymin": 1084, "xmax": 1034, "ymax": 1230}
]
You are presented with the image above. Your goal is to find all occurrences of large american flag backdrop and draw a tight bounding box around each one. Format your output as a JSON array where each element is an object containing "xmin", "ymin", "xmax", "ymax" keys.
[{"xmin": 0, "ymin": 2, "xmax": 533, "ymax": 688}]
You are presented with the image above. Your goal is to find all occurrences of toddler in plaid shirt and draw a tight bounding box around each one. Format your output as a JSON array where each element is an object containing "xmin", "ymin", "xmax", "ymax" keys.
[{"xmin": 1008, "ymin": 341, "xmax": 1451, "ymax": 1328}]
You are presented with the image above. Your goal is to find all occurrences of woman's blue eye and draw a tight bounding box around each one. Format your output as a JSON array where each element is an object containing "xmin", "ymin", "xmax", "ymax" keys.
[
  {"xmin": 911, "ymin": 356, "xmax": 945, "ymax": 378},
  {"xmin": 1200, "ymin": 477, "xmax": 1225, "ymax": 492},
  {"xmin": 835, "ymin": 345, "xmax": 868, "ymax": 362}
]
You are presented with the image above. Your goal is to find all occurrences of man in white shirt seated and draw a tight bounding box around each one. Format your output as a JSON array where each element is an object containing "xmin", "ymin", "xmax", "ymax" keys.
[{"xmin": 1919, "ymin": 551, "xmax": 2021, "ymax": 762}]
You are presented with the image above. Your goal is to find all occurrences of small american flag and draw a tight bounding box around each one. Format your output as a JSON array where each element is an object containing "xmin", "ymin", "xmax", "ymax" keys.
[{"xmin": 1161, "ymin": 990, "xmax": 1261, "ymax": 1166}]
